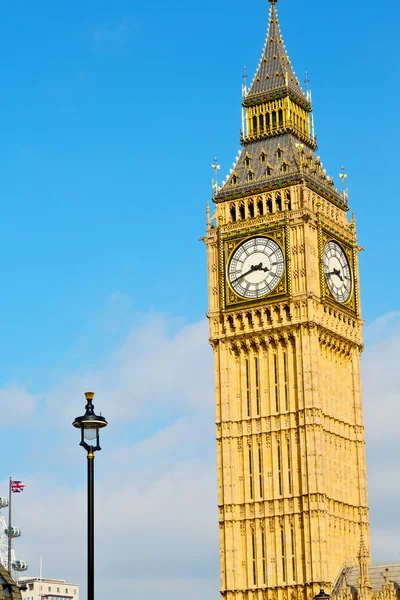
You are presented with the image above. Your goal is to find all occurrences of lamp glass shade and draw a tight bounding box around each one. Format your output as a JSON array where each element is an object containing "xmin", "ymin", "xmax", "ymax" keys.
[{"xmin": 83, "ymin": 425, "xmax": 98, "ymax": 441}]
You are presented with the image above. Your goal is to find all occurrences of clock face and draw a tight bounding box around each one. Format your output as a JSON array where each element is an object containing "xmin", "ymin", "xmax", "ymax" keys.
[
  {"xmin": 228, "ymin": 237, "xmax": 284, "ymax": 299},
  {"xmin": 323, "ymin": 241, "xmax": 351, "ymax": 303}
]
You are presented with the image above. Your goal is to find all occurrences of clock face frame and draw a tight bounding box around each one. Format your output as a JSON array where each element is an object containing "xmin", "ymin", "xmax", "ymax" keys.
[
  {"xmin": 323, "ymin": 240, "xmax": 352, "ymax": 303},
  {"xmin": 227, "ymin": 236, "xmax": 285, "ymax": 301}
]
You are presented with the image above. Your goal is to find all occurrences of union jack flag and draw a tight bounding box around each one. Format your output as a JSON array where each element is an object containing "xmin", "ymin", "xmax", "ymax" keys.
[{"xmin": 11, "ymin": 481, "xmax": 25, "ymax": 493}]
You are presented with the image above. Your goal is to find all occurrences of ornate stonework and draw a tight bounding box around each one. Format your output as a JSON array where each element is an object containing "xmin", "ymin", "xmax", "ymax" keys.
[
  {"xmin": 334, "ymin": 562, "xmax": 400, "ymax": 600},
  {"xmin": 204, "ymin": 2, "xmax": 370, "ymax": 600},
  {"xmin": 0, "ymin": 565, "xmax": 21, "ymax": 600}
]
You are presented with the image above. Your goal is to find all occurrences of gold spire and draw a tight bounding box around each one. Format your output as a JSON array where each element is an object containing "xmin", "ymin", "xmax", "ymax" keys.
[
  {"xmin": 215, "ymin": 0, "xmax": 347, "ymax": 211},
  {"xmin": 240, "ymin": 0, "xmax": 316, "ymax": 149}
]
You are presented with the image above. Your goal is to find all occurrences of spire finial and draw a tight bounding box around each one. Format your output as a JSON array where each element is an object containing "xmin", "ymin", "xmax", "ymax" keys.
[
  {"xmin": 211, "ymin": 157, "xmax": 220, "ymax": 196},
  {"xmin": 242, "ymin": 66, "xmax": 247, "ymax": 86},
  {"xmin": 339, "ymin": 167, "xmax": 347, "ymax": 188},
  {"xmin": 339, "ymin": 166, "xmax": 347, "ymax": 190},
  {"xmin": 242, "ymin": 66, "xmax": 248, "ymax": 101},
  {"xmin": 339, "ymin": 167, "xmax": 349, "ymax": 204}
]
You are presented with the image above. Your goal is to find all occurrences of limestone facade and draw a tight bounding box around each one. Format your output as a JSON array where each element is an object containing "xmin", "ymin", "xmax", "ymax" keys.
[{"xmin": 204, "ymin": 3, "xmax": 370, "ymax": 600}]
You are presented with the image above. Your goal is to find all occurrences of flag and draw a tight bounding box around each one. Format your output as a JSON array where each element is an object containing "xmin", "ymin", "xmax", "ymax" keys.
[{"xmin": 11, "ymin": 481, "xmax": 25, "ymax": 493}]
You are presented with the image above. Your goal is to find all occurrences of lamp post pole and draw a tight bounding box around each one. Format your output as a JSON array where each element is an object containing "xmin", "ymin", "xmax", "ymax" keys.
[
  {"xmin": 73, "ymin": 392, "xmax": 108, "ymax": 600},
  {"xmin": 87, "ymin": 449, "xmax": 95, "ymax": 600}
]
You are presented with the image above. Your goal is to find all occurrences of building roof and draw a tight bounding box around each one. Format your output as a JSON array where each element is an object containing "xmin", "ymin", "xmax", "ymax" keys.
[
  {"xmin": 214, "ymin": 0, "xmax": 347, "ymax": 209},
  {"xmin": 246, "ymin": 0, "xmax": 306, "ymax": 103},
  {"xmin": 19, "ymin": 576, "xmax": 79, "ymax": 586},
  {"xmin": 20, "ymin": 577, "xmax": 67, "ymax": 583},
  {"xmin": 214, "ymin": 133, "xmax": 347, "ymax": 209},
  {"xmin": 346, "ymin": 564, "xmax": 400, "ymax": 592}
]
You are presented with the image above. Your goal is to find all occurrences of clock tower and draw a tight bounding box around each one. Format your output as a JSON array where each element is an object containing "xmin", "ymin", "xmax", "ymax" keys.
[{"xmin": 204, "ymin": 3, "xmax": 370, "ymax": 600}]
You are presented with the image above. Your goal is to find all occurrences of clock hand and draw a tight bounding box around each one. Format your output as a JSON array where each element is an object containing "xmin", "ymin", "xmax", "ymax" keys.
[
  {"xmin": 252, "ymin": 262, "xmax": 271, "ymax": 273},
  {"xmin": 333, "ymin": 268, "xmax": 343, "ymax": 281},
  {"xmin": 231, "ymin": 264, "xmax": 261, "ymax": 285},
  {"xmin": 326, "ymin": 269, "xmax": 343, "ymax": 281},
  {"xmin": 231, "ymin": 263, "xmax": 266, "ymax": 285}
]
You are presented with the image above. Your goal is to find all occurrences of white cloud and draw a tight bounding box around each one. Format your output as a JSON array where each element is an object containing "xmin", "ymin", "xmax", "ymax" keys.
[
  {"xmin": 96, "ymin": 577, "xmax": 218, "ymax": 600},
  {"xmin": 44, "ymin": 316, "xmax": 213, "ymax": 430},
  {"xmin": 0, "ymin": 387, "xmax": 39, "ymax": 427},
  {"xmin": 0, "ymin": 315, "xmax": 219, "ymax": 600},
  {"xmin": 2, "ymin": 310, "xmax": 400, "ymax": 599},
  {"xmin": 363, "ymin": 311, "xmax": 400, "ymax": 346},
  {"xmin": 9, "ymin": 431, "xmax": 219, "ymax": 599},
  {"xmin": 362, "ymin": 316, "xmax": 400, "ymax": 563}
]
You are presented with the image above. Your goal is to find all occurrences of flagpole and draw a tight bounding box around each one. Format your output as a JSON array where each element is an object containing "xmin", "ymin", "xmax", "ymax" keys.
[
  {"xmin": 39, "ymin": 555, "xmax": 43, "ymax": 598},
  {"xmin": 7, "ymin": 477, "xmax": 12, "ymax": 574}
]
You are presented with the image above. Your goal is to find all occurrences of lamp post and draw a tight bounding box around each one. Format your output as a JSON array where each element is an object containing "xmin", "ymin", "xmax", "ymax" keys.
[
  {"xmin": 314, "ymin": 588, "xmax": 331, "ymax": 600},
  {"xmin": 73, "ymin": 392, "xmax": 108, "ymax": 600}
]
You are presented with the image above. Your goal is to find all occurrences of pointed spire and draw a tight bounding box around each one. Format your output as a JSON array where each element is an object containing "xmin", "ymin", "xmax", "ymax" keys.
[
  {"xmin": 246, "ymin": 0, "xmax": 307, "ymax": 101},
  {"xmin": 357, "ymin": 531, "xmax": 372, "ymax": 596},
  {"xmin": 358, "ymin": 530, "xmax": 369, "ymax": 561},
  {"xmin": 214, "ymin": 0, "xmax": 347, "ymax": 210}
]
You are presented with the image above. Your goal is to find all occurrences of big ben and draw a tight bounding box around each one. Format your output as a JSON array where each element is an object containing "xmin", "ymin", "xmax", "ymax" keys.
[{"xmin": 204, "ymin": 2, "xmax": 370, "ymax": 600}]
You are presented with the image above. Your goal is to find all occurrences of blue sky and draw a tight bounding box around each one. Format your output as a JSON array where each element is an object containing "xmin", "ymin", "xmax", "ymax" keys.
[
  {"xmin": 0, "ymin": 0, "xmax": 397, "ymax": 377},
  {"xmin": 0, "ymin": 0, "xmax": 399, "ymax": 598}
]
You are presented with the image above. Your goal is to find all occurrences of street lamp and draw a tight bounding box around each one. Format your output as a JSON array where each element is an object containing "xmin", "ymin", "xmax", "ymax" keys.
[
  {"xmin": 73, "ymin": 392, "xmax": 108, "ymax": 600},
  {"xmin": 314, "ymin": 589, "xmax": 331, "ymax": 600}
]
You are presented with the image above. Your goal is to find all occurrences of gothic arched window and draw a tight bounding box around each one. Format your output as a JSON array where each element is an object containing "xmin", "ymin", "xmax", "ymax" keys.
[{"xmin": 248, "ymin": 200, "xmax": 255, "ymax": 218}]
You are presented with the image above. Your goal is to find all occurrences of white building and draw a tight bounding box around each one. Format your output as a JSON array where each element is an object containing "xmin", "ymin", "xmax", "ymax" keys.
[{"xmin": 19, "ymin": 577, "xmax": 79, "ymax": 600}]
